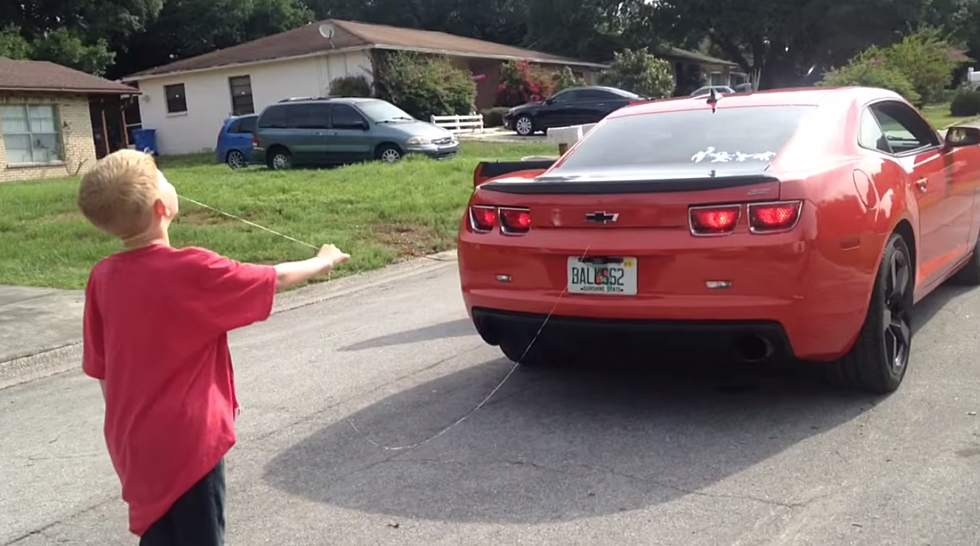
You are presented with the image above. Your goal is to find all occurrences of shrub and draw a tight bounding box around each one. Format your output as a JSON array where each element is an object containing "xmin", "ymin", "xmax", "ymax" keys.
[
  {"xmin": 329, "ymin": 75, "xmax": 372, "ymax": 97},
  {"xmin": 482, "ymin": 107, "xmax": 510, "ymax": 128},
  {"xmin": 951, "ymin": 89, "xmax": 980, "ymax": 116},
  {"xmin": 372, "ymin": 51, "xmax": 477, "ymax": 120},
  {"xmin": 876, "ymin": 28, "xmax": 963, "ymax": 106},
  {"xmin": 553, "ymin": 66, "xmax": 585, "ymax": 92},
  {"xmin": 819, "ymin": 58, "xmax": 921, "ymax": 104},
  {"xmin": 495, "ymin": 60, "xmax": 555, "ymax": 107},
  {"xmin": 597, "ymin": 48, "xmax": 675, "ymax": 99}
]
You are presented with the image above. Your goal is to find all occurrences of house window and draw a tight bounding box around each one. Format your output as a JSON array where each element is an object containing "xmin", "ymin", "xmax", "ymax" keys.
[
  {"xmin": 709, "ymin": 72, "xmax": 726, "ymax": 86},
  {"xmin": 229, "ymin": 76, "xmax": 254, "ymax": 116},
  {"xmin": 0, "ymin": 104, "xmax": 61, "ymax": 164},
  {"xmin": 164, "ymin": 83, "xmax": 187, "ymax": 114}
]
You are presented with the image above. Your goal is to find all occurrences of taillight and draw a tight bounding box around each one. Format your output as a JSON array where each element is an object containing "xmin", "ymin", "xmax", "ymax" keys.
[
  {"xmin": 748, "ymin": 201, "xmax": 802, "ymax": 233},
  {"xmin": 469, "ymin": 205, "xmax": 497, "ymax": 233},
  {"xmin": 499, "ymin": 207, "xmax": 531, "ymax": 234},
  {"xmin": 689, "ymin": 205, "xmax": 741, "ymax": 236},
  {"xmin": 252, "ymin": 134, "xmax": 258, "ymax": 147}
]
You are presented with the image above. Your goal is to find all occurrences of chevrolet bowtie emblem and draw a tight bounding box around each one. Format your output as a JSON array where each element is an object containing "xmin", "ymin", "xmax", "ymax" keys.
[{"xmin": 585, "ymin": 211, "xmax": 619, "ymax": 224}]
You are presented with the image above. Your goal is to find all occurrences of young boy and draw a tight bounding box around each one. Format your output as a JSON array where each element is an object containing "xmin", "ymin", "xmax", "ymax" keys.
[{"xmin": 77, "ymin": 149, "xmax": 349, "ymax": 545}]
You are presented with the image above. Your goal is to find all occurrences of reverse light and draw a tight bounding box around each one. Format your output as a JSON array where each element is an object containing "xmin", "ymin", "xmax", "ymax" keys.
[
  {"xmin": 499, "ymin": 207, "xmax": 532, "ymax": 234},
  {"xmin": 748, "ymin": 201, "xmax": 803, "ymax": 233},
  {"xmin": 469, "ymin": 205, "xmax": 497, "ymax": 233},
  {"xmin": 689, "ymin": 205, "xmax": 741, "ymax": 236}
]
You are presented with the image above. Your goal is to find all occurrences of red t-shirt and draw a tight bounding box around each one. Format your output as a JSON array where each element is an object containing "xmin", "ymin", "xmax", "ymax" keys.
[{"xmin": 81, "ymin": 244, "xmax": 277, "ymax": 536}]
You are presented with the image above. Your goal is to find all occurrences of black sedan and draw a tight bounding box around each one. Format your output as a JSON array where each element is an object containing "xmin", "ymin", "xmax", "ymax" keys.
[{"xmin": 503, "ymin": 86, "xmax": 644, "ymax": 136}]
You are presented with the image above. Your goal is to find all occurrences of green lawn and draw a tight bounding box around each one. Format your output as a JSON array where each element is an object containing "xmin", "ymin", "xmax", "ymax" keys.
[
  {"xmin": 0, "ymin": 141, "xmax": 554, "ymax": 289},
  {"xmin": 921, "ymin": 104, "xmax": 979, "ymax": 129}
]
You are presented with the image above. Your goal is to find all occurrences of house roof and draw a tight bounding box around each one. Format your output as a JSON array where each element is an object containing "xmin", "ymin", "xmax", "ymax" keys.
[
  {"xmin": 123, "ymin": 19, "xmax": 608, "ymax": 80},
  {"xmin": 0, "ymin": 57, "xmax": 138, "ymax": 95},
  {"xmin": 659, "ymin": 47, "xmax": 739, "ymax": 68}
]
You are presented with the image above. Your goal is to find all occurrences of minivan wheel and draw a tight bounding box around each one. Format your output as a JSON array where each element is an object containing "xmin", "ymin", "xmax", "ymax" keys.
[
  {"xmin": 269, "ymin": 149, "xmax": 292, "ymax": 170},
  {"xmin": 827, "ymin": 233, "xmax": 913, "ymax": 394},
  {"xmin": 377, "ymin": 144, "xmax": 402, "ymax": 163},
  {"xmin": 226, "ymin": 150, "xmax": 246, "ymax": 169}
]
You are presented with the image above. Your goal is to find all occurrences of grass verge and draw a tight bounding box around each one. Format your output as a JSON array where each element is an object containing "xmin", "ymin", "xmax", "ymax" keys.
[
  {"xmin": 921, "ymin": 103, "xmax": 979, "ymax": 129},
  {"xmin": 0, "ymin": 141, "xmax": 554, "ymax": 289}
]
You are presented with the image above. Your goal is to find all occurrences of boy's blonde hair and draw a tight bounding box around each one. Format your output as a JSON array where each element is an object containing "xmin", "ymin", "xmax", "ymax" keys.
[{"xmin": 78, "ymin": 150, "xmax": 160, "ymax": 238}]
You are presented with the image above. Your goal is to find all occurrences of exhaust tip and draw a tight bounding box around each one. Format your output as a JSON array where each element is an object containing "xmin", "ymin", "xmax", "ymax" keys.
[{"xmin": 736, "ymin": 334, "xmax": 774, "ymax": 362}]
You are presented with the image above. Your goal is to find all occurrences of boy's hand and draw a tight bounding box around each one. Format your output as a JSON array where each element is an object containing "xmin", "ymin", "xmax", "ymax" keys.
[{"xmin": 317, "ymin": 244, "xmax": 350, "ymax": 268}]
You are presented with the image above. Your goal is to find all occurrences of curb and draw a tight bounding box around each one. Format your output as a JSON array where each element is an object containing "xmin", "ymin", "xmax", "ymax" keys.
[{"xmin": 0, "ymin": 250, "xmax": 459, "ymax": 391}]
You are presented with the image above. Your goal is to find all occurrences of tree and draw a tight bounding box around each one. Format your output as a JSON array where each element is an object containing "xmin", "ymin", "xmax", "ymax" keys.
[
  {"xmin": 372, "ymin": 51, "xmax": 477, "ymax": 119},
  {"xmin": 641, "ymin": 0, "xmax": 973, "ymax": 90},
  {"xmin": 552, "ymin": 66, "xmax": 585, "ymax": 92},
  {"xmin": 109, "ymin": 0, "xmax": 312, "ymax": 78},
  {"xmin": 819, "ymin": 58, "xmax": 921, "ymax": 103},
  {"xmin": 598, "ymin": 48, "xmax": 675, "ymax": 99}
]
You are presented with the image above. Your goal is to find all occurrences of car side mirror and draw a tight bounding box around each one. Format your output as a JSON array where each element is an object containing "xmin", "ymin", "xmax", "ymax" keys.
[{"xmin": 944, "ymin": 125, "xmax": 980, "ymax": 148}]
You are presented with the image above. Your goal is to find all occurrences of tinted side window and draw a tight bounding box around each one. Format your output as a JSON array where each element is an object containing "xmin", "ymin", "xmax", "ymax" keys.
[
  {"xmin": 258, "ymin": 106, "xmax": 288, "ymax": 129},
  {"xmin": 331, "ymin": 104, "xmax": 366, "ymax": 130},
  {"xmin": 550, "ymin": 90, "xmax": 575, "ymax": 104},
  {"xmin": 869, "ymin": 101, "xmax": 939, "ymax": 154},
  {"xmin": 551, "ymin": 105, "xmax": 815, "ymax": 173},
  {"xmin": 288, "ymin": 104, "xmax": 330, "ymax": 129},
  {"xmin": 579, "ymin": 90, "xmax": 616, "ymax": 101},
  {"xmin": 858, "ymin": 109, "xmax": 891, "ymax": 154},
  {"xmin": 238, "ymin": 116, "xmax": 257, "ymax": 133}
]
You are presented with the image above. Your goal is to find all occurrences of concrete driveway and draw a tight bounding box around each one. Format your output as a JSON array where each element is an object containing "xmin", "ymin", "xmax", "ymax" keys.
[{"xmin": 2, "ymin": 254, "xmax": 980, "ymax": 545}]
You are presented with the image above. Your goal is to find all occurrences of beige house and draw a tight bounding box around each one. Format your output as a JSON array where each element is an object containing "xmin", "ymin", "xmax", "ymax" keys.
[{"xmin": 0, "ymin": 58, "xmax": 139, "ymax": 183}]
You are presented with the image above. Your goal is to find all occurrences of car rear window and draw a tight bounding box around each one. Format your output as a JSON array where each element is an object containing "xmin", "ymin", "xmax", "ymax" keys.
[{"xmin": 552, "ymin": 105, "xmax": 816, "ymax": 173}]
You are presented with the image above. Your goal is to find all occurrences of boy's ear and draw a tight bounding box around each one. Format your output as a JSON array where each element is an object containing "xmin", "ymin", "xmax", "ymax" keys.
[{"xmin": 153, "ymin": 198, "xmax": 173, "ymax": 219}]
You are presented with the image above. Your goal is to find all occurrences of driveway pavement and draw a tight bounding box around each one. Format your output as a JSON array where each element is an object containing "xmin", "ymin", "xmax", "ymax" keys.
[
  {"xmin": 2, "ymin": 254, "xmax": 980, "ymax": 545},
  {"xmin": 0, "ymin": 286, "xmax": 83, "ymax": 365}
]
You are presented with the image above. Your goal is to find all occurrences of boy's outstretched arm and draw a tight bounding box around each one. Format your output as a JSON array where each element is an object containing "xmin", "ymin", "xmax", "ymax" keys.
[{"xmin": 274, "ymin": 244, "xmax": 350, "ymax": 291}]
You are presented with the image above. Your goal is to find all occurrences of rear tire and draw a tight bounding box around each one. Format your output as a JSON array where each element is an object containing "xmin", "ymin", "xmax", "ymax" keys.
[
  {"xmin": 827, "ymin": 233, "xmax": 913, "ymax": 394},
  {"xmin": 268, "ymin": 148, "xmax": 292, "ymax": 170},
  {"xmin": 226, "ymin": 150, "xmax": 246, "ymax": 169}
]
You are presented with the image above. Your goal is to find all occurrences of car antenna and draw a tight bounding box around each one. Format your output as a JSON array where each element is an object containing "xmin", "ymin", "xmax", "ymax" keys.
[{"xmin": 707, "ymin": 88, "xmax": 720, "ymax": 113}]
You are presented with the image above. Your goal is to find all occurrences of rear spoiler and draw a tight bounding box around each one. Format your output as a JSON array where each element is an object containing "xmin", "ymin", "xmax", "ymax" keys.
[
  {"xmin": 480, "ymin": 174, "xmax": 782, "ymax": 195},
  {"xmin": 473, "ymin": 159, "xmax": 557, "ymax": 187}
]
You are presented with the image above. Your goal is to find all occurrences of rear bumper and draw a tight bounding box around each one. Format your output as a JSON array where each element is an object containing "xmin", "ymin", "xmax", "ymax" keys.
[
  {"xmin": 458, "ymin": 206, "xmax": 881, "ymax": 362},
  {"xmin": 471, "ymin": 308, "xmax": 794, "ymax": 360}
]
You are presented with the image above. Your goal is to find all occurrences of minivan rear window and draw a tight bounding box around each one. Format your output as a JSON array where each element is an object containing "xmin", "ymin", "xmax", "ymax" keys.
[{"xmin": 552, "ymin": 105, "xmax": 816, "ymax": 173}]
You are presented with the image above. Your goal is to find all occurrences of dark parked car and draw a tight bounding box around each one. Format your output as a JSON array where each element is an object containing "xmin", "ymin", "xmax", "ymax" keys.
[
  {"xmin": 215, "ymin": 114, "xmax": 257, "ymax": 169},
  {"xmin": 252, "ymin": 97, "xmax": 459, "ymax": 170},
  {"xmin": 503, "ymin": 86, "xmax": 644, "ymax": 136}
]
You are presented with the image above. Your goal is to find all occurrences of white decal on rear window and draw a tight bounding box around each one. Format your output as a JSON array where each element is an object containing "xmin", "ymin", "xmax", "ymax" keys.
[{"xmin": 691, "ymin": 147, "xmax": 776, "ymax": 163}]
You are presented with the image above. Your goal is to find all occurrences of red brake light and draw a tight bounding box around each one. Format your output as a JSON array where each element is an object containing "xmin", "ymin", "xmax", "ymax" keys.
[
  {"xmin": 748, "ymin": 201, "xmax": 802, "ymax": 233},
  {"xmin": 252, "ymin": 134, "xmax": 258, "ymax": 147},
  {"xmin": 689, "ymin": 205, "xmax": 740, "ymax": 236},
  {"xmin": 469, "ymin": 205, "xmax": 496, "ymax": 233},
  {"xmin": 499, "ymin": 207, "xmax": 531, "ymax": 234}
]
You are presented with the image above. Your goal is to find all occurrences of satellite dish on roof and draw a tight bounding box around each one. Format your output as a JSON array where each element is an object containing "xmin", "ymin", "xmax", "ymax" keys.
[{"xmin": 318, "ymin": 23, "xmax": 336, "ymax": 39}]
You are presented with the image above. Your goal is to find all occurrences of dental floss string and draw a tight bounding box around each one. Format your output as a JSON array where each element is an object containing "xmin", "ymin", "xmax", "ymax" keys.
[{"xmin": 179, "ymin": 194, "xmax": 587, "ymax": 452}]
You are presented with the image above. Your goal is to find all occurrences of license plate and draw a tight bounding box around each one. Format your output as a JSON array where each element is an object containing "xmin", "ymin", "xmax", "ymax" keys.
[{"xmin": 567, "ymin": 257, "xmax": 637, "ymax": 296}]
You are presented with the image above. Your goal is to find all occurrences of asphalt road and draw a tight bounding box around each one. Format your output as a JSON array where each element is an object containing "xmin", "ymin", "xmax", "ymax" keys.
[{"xmin": 2, "ymin": 256, "xmax": 980, "ymax": 546}]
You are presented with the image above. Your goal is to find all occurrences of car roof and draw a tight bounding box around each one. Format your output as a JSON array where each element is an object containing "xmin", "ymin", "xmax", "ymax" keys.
[
  {"xmin": 274, "ymin": 97, "xmax": 380, "ymax": 105},
  {"xmin": 612, "ymin": 86, "xmax": 898, "ymax": 118}
]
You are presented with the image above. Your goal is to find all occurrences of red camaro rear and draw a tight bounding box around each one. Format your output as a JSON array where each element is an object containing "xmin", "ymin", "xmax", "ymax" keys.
[{"xmin": 458, "ymin": 87, "xmax": 980, "ymax": 393}]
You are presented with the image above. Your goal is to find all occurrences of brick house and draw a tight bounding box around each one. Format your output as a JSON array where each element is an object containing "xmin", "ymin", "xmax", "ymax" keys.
[{"xmin": 0, "ymin": 58, "xmax": 140, "ymax": 183}]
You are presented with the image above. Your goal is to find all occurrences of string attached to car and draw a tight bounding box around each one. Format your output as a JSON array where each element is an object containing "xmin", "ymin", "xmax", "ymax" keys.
[{"xmin": 178, "ymin": 193, "xmax": 585, "ymax": 451}]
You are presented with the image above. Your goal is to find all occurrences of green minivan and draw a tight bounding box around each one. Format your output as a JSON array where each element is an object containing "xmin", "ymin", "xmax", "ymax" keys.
[{"xmin": 252, "ymin": 97, "xmax": 460, "ymax": 169}]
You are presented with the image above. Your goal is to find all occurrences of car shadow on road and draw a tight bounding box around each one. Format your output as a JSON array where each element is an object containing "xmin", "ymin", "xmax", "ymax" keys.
[
  {"xmin": 340, "ymin": 319, "xmax": 476, "ymax": 351},
  {"xmin": 262, "ymin": 355, "xmax": 871, "ymax": 524}
]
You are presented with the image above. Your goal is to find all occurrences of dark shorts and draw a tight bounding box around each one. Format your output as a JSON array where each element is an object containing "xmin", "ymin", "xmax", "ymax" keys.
[{"xmin": 140, "ymin": 460, "xmax": 225, "ymax": 546}]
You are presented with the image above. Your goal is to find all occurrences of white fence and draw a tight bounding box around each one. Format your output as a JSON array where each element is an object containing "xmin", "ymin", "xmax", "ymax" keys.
[{"xmin": 430, "ymin": 114, "xmax": 484, "ymax": 133}]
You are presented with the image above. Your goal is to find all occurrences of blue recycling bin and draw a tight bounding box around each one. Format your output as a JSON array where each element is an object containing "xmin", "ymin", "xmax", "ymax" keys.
[{"xmin": 132, "ymin": 128, "xmax": 158, "ymax": 156}]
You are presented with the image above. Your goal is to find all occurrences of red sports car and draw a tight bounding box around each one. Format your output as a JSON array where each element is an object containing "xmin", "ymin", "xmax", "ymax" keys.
[{"xmin": 457, "ymin": 87, "xmax": 980, "ymax": 394}]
